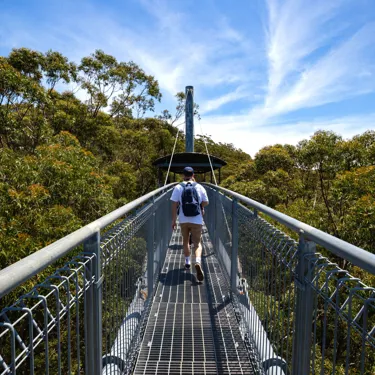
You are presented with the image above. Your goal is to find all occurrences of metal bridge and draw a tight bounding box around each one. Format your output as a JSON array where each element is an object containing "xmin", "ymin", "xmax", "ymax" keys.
[{"xmin": 1, "ymin": 183, "xmax": 375, "ymax": 374}]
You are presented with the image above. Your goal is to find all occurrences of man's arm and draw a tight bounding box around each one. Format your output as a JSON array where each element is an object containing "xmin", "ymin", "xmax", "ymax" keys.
[
  {"xmin": 170, "ymin": 185, "xmax": 181, "ymax": 230},
  {"xmin": 200, "ymin": 200, "xmax": 208, "ymax": 215},
  {"xmin": 171, "ymin": 201, "xmax": 178, "ymax": 230},
  {"xmin": 199, "ymin": 185, "xmax": 209, "ymax": 214}
]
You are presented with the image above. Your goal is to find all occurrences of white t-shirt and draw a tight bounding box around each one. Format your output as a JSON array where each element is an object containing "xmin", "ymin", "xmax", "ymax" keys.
[{"xmin": 170, "ymin": 181, "xmax": 209, "ymax": 225}]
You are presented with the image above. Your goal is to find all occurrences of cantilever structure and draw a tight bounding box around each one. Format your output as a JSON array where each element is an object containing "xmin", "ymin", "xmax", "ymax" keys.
[
  {"xmin": 153, "ymin": 86, "xmax": 227, "ymax": 184},
  {"xmin": 153, "ymin": 152, "xmax": 227, "ymax": 183}
]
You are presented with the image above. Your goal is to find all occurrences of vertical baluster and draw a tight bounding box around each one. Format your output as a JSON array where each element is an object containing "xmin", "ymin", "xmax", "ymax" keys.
[
  {"xmin": 84, "ymin": 231, "xmax": 102, "ymax": 375},
  {"xmin": 147, "ymin": 197, "xmax": 156, "ymax": 301},
  {"xmin": 292, "ymin": 232, "xmax": 316, "ymax": 374},
  {"xmin": 231, "ymin": 198, "xmax": 238, "ymax": 293}
]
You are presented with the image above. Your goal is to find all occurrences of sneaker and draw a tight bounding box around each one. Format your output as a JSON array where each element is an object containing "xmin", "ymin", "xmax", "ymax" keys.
[
  {"xmin": 185, "ymin": 264, "xmax": 191, "ymax": 270},
  {"xmin": 195, "ymin": 263, "xmax": 204, "ymax": 282}
]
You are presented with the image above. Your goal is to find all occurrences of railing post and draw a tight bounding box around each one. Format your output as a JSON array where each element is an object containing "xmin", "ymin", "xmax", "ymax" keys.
[
  {"xmin": 215, "ymin": 190, "xmax": 219, "ymax": 254},
  {"xmin": 292, "ymin": 231, "xmax": 316, "ymax": 374},
  {"xmin": 213, "ymin": 189, "xmax": 217, "ymax": 248},
  {"xmin": 84, "ymin": 231, "xmax": 102, "ymax": 375},
  {"xmin": 231, "ymin": 198, "xmax": 238, "ymax": 293},
  {"xmin": 147, "ymin": 198, "xmax": 155, "ymax": 301}
]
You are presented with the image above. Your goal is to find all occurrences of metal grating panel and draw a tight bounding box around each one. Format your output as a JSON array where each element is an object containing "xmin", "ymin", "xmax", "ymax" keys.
[
  {"xmin": 133, "ymin": 226, "xmax": 258, "ymax": 374},
  {"xmin": 202, "ymin": 231, "xmax": 257, "ymax": 374}
]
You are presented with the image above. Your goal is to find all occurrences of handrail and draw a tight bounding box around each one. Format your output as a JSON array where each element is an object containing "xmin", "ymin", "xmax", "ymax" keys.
[
  {"xmin": 204, "ymin": 183, "xmax": 375, "ymax": 275},
  {"xmin": 0, "ymin": 183, "xmax": 177, "ymax": 299}
]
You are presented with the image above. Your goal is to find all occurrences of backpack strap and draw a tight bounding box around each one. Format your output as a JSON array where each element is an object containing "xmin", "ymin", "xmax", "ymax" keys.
[
  {"xmin": 180, "ymin": 181, "xmax": 199, "ymax": 201},
  {"xmin": 190, "ymin": 182, "xmax": 200, "ymax": 203},
  {"xmin": 180, "ymin": 181, "xmax": 196, "ymax": 186}
]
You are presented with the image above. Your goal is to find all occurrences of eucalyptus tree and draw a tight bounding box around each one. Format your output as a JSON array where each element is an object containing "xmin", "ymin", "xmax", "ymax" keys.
[{"xmin": 78, "ymin": 49, "xmax": 161, "ymax": 118}]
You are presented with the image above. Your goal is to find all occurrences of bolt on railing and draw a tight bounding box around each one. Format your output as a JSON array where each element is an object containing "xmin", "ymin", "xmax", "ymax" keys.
[
  {"xmin": 203, "ymin": 183, "xmax": 375, "ymax": 375},
  {"xmin": 0, "ymin": 184, "xmax": 175, "ymax": 375}
]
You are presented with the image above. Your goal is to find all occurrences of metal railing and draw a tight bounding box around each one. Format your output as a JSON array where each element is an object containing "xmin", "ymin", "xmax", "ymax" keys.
[
  {"xmin": 0, "ymin": 183, "xmax": 175, "ymax": 375},
  {"xmin": 203, "ymin": 183, "xmax": 375, "ymax": 375},
  {"xmin": 1, "ymin": 180, "xmax": 375, "ymax": 375}
]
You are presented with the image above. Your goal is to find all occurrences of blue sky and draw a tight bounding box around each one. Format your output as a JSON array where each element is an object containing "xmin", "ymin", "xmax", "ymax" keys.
[{"xmin": 1, "ymin": 0, "xmax": 375, "ymax": 156}]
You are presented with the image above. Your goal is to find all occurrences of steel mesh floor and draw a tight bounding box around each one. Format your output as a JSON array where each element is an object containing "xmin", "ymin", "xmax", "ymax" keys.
[{"xmin": 133, "ymin": 226, "xmax": 257, "ymax": 374}]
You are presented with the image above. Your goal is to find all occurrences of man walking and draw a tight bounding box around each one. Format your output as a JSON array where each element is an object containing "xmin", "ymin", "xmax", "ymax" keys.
[{"xmin": 171, "ymin": 167, "xmax": 209, "ymax": 282}]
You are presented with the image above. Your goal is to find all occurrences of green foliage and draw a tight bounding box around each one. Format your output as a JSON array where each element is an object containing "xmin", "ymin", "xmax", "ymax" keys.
[
  {"xmin": 43, "ymin": 49, "xmax": 77, "ymax": 90},
  {"xmin": 156, "ymin": 90, "xmax": 200, "ymax": 124},
  {"xmin": 254, "ymin": 144, "xmax": 294, "ymax": 174},
  {"xmin": 0, "ymin": 46, "xmax": 249, "ymax": 272},
  {"xmin": 0, "ymin": 56, "xmax": 51, "ymax": 150},
  {"xmin": 224, "ymin": 130, "xmax": 375, "ymax": 256},
  {"xmin": 1, "ymin": 46, "xmax": 375, "ymax": 375},
  {"xmin": 0, "ymin": 131, "xmax": 117, "ymax": 265},
  {"xmin": 78, "ymin": 49, "xmax": 161, "ymax": 118},
  {"xmin": 195, "ymin": 134, "xmax": 252, "ymax": 181}
]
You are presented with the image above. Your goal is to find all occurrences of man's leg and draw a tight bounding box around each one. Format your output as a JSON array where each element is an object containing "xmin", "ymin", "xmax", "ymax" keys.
[
  {"xmin": 191, "ymin": 224, "xmax": 202, "ymax": 259},
  {"xmin": 191, "ymin": 224, "xmax": 204, "ymax": 281},
  {"xmin": 180, "ymin": 223, "xmax": 191, "ymax": 269}
]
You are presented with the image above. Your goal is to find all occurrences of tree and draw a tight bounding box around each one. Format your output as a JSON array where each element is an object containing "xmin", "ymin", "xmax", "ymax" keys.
[
  {"xmin": 7, "ymin": 48, "xmax": 44, "ymax": 82},
  {"xmin": 332, "ymin": 166, "xmax": 375, "ymax": 250},
  {"xmin": 157, "ymin": 91, "xmax": 200, "ymax": 125},
  {"xmin": 339, "ymin": 130, "xmax": 375, "ymax": 170},
  {"xmin": 78, "ymin": 50, "xmax": 161, "ymax": 118},
  {"xmin": 42, "ymin": 50, "xmax": 77, "ymax": 92},
  {"xmin": 0, "ymin": 56, "xmax": 50, "ymax": 150},
  {"xmin": 7, "ymin": 48, "xmax": 76, "ymax": 91},
  {"xmin": 296, "ymin": 131, "xmax": 343, "ymax": 236},
  {"xmin": 0, "ymin": 131, "xmax": 116, "ymax": 266},
  {"xmin": 0, "ymin": 48, "xmax": 77, "ymax": 151},
  {"xmin": 254, "ymin": 145, "xmax": 294, "ymax": 175}
]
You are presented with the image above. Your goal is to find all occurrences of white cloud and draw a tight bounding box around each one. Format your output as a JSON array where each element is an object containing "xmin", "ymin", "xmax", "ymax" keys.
[
  {"xmin": 271, "ymin": 23, "xmax": 375, "ymax": 113},
  {"xmin": 266, "ymin": 0, "xmax": 339, "ymax": 98},
  {"xmin": 0, "ymin": 0, "xmax": 259, "ymax": 112},
  {"xmin": 2, "ymin": 0, "xmax": 375, "ymax": 157},
  {"xmin": 132, "ymin": 0, "xmax": 258, "ymax": 101},
  {"xmin": 200, "ymin": 113, "xmax": 375, "ymax": 157},
  {"xmin": 249, "ymin": 0, "xmax": 375, "ymax": 125},
  {"xmin": 200, "ymin": 87, "xmax": 251, "ymax": 114}
]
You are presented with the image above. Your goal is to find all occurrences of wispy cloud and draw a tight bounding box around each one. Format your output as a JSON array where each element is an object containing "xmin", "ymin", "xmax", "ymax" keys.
[
  {"xmin": 1, "ymin": 0, "xmax": 374, "ymax": 156},
  {"xmin": 0, "ymin": 0, "xmax": 259, "ymax": 112},
  {"xmin": 200, "ymin": 86, "xmax": 251, "ymax": 114},
  {"xmin": 201, "ymin": 112, "xmax": 375, "ymax": 156},
  {"xmin": 266, "ymin": 0, "xmax": 339, "ymax": 99},
  {"xmin": 248, "ymin": 0, "xmax": 375, "ymax": 125},
  {"xmin": 135, "ymin": 0, "xmax": 258, "ymax": 98}
]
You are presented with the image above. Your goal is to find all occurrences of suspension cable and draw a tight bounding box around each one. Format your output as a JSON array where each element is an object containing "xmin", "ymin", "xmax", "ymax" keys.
[
  {"xmin": 164, "ymin": 127, "xmax": 181, "ymax": 186},
  {"xmin": 198, "ymin": 118, "xmax": 218, "ymax": 186},
  {"xmin": 163, "ymin": 96, "xmax": 188, "ymax": 185},
  {"xmin": 173, "ymin": 121, "xmax": 186, "ymax": 128}
]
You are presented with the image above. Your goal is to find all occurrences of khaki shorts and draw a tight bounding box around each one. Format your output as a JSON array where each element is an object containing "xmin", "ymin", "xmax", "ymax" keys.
[{"xmin": 180, "ymin": 223, "xmax": 202, "ymax": 249}]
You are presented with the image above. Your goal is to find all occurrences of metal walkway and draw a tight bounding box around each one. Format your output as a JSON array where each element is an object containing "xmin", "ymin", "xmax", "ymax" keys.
[
  {"xmin": 133, "ymin": 226, "xmax": 257, "ymax": 375},
  {"xmin": 1, "ymin": 184, "xmax": 375, "ymax": 375}
]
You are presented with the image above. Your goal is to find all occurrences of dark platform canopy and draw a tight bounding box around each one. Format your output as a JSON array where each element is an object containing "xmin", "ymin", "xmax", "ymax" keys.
[
  {"xmin": 153, "ymin": 152, "xmax": 227, "ymax": 174},
  {"xmin": 153, "ymin": 86, "xmax": 227, "ymax": 185}
]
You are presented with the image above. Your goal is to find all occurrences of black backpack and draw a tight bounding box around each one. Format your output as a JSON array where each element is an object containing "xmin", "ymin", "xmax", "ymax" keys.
[{"xmin": 180, "ymin": 182, "xmax": 200, "ymax": 217}]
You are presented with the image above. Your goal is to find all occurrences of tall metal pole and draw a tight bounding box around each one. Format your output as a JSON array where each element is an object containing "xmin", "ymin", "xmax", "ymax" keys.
[{"xmin": 185, "ymin": 86, "xmax": 194, "ymax": 153}]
